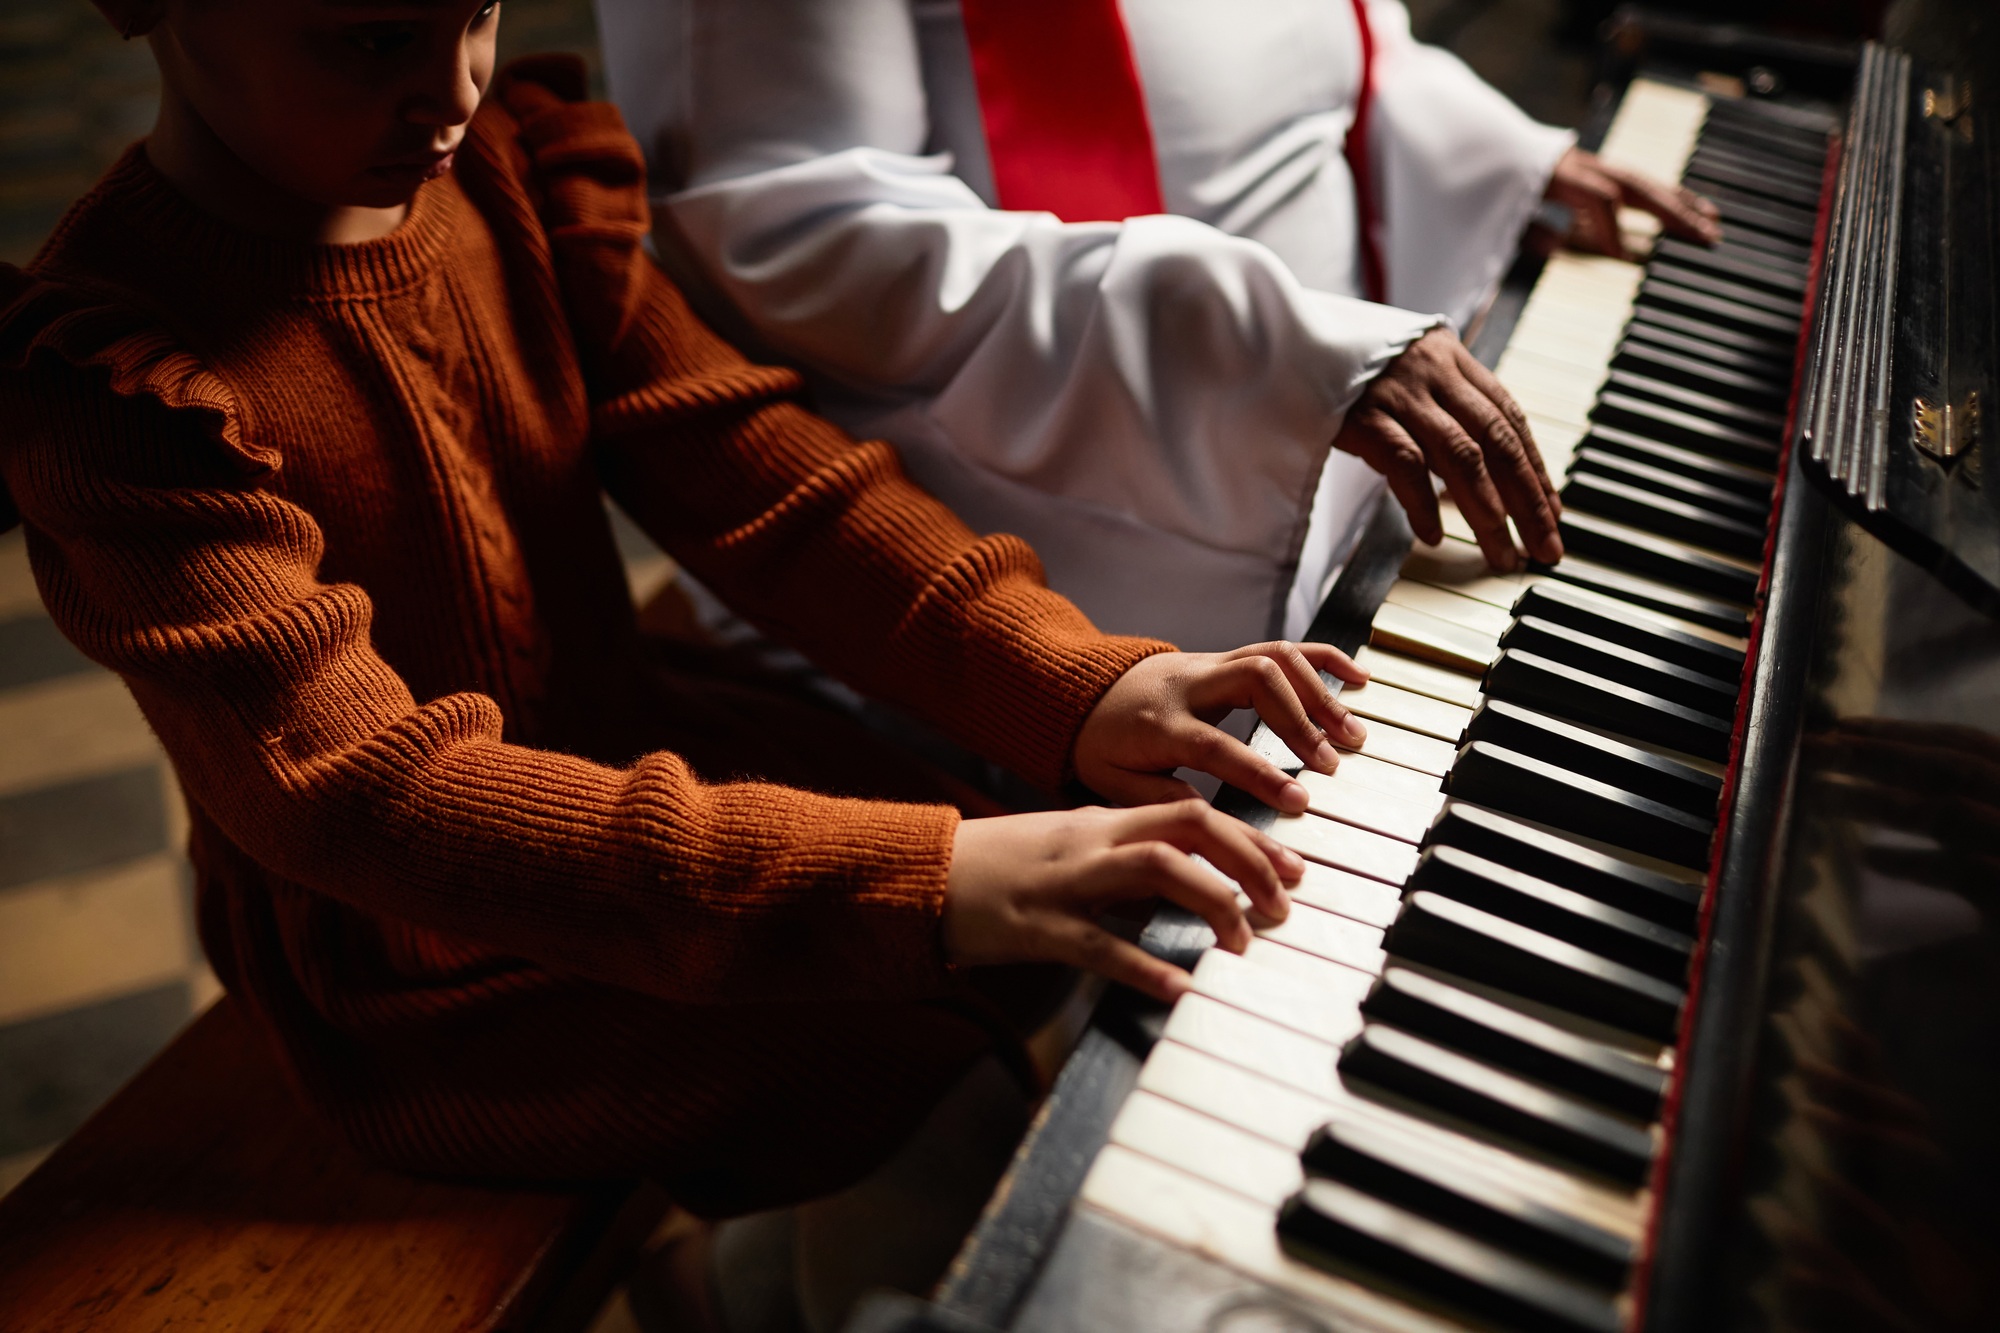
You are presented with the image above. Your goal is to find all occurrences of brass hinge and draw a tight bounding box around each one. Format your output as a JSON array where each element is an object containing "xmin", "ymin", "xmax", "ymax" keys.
[
  {"xmin": 1913, "ymin": 392, "xmax": 1981, "ymax": 464},
  {"xmin": 1924, "ymin": 82, "xmax": 1974, "ymax": 141}
]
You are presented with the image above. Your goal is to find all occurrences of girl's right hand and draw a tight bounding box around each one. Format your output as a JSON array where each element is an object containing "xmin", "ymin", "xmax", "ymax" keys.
[{"xmin": 941, "ymin": 801, "xmax": 1304, "ymax": 1002}]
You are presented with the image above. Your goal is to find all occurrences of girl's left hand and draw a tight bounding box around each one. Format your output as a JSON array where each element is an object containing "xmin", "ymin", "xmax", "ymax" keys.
[{"xmin": 1073, "ymin": 642, "xmax": 1369, "ymax": 814}]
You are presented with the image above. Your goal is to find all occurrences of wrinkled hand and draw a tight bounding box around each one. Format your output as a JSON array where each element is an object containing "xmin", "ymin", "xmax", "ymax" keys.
[
  {"xmin": 943, "ymin": 801, "xmax": 1305, "ymax": 1001},
  {"xmin": 1334, "ymin": 327, "xmax": 1562, "ymax": 571},
  {"xmin": 1075, "ymin": 642, "xmax": 1369, "ymax": 814},
  {"xmin": 1545, "ymin": 146, "xmax": 1722, "ymax": 259}
]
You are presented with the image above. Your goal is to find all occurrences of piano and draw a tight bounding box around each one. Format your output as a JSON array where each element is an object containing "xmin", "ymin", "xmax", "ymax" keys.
[{"xmin": 853, "ymin": 8, "xmax": 2000, "ymax": 1331}]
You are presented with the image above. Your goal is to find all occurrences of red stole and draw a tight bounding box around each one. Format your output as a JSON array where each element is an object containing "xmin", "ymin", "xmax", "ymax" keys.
[{"xmin": 960, "ymin": 0, "xmax": 1387, "ymax": 303}]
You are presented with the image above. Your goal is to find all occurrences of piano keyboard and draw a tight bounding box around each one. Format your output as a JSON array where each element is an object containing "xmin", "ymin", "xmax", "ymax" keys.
[{"xmin": 1074, "ymin": 81, "xmax": 1833, "ymax": 1333}]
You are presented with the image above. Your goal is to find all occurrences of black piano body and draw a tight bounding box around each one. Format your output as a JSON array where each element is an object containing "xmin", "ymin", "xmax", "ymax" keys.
[{"xmin": 857, "ymin": 7, "xmax": 2000, "ymax": 1331}]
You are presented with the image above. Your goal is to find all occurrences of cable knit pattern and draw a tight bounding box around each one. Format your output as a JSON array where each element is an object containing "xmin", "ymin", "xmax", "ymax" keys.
[{"xmin": 0, "ymin": 57, "xmax": 1170, "ymax": 1209}]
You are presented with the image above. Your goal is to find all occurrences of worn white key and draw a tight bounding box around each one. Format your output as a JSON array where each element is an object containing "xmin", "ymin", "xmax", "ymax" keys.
[
  {"xmin": 1338, "ymin": 717, "xmax": 1458, "ymax": 777},
  {"xmin": 1270, "ymin": 812, "xmax": 1422, "ymax": 885},
  {"xmin": 1140, "ymin": 1039, "xmax": 1344, "ymax": 1148},
  {"xmin": 1108, "ymin": 1091, "xmax": 1306, "ymax": 1208},
  {"xmin": 1384, "ymin": 580, "xmax": 1516, "ymax": 639},
  {"xmin": 1323, "ymin": 743, "xmax": 1447, "ymax": 802},
  {"xmin": 1078, "ymin": 1147, "xmax": 1466, "ymax": 1333},
  {"xmin": 1296, "ymin": 770, "xmax": 1440, "ymax": 844},
  {"xmin": 1193, "ymin": 948, "xmax": 1368, "ymax": 1046},
  {"xmin": 1338, "ymin": 678, "xmax": 1474, "ymax": 742},
  {"xmin": 1165, "ymin": 994, "xmax": 1345, "ymax": 1102},
  {"xmin": 1285, "ymin": 864, "xmax": 1405, "ymax": 929},
  {"xmin": 1371, "ymin": 601, "xmax": 1499, "ymax": 675},
  {"xmin": 1153, "ymin": 1008, "xmax": 1649, "ymax": 1235},
  {"xmin": 1258, "ymin": 900, "xmax": 1389, "ymax": 974},
  {"xmin": 1354, "ymin": 646, "xmax": 1483, "ymax": 709},
  {"xmin": 1402, "ymin": 542, "xmax": 1539, "ymax": 608},
  {"xmin": 1243, "ymin": 935, "xmax": 1381, "ymax": 998}
]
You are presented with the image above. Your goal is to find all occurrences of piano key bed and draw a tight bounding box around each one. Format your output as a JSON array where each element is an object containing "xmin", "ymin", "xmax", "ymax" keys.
[{"xmin": 935, "ymin": 80, "xmax": 1844, "ymax": 1333}]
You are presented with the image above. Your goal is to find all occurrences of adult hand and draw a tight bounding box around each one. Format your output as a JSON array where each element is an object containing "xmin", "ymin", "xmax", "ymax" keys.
[
  {"xmin": 1544, "ymin": 146, "xmax": 1722, "ymax": 259},
  {"xmin": 1075, "ymin": 642, "xmax": 1369, "ymax": 814},
  {"xmin": 1334, "ymin": 327, "xmax": 1562, "ymax": 571},
  {"xmin": 943, "ymin": 801, "xmax": 1305, "ymax": 1001}
]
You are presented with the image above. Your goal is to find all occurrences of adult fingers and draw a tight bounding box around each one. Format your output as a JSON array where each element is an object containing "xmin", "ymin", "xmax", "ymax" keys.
[
  {"xmin": 1454, "ymin": 344, "xmax": 1562, "ymax": 516},
  {"xmin": 1435, "ymin": 357, "xmax": 1563, "ymax": 563},
  {"xmin": 1338, "ymin": 406, "xmax": 1441, "ymax": 545},
  {"xmin": 1609, "ymin": 165, "xmax": 1723, "ymax": 244},
  {"xmin": 1402, "ymin": 395, "xmax": 1521, "ymax": 571},
  {"xmin": 1035, "ymin": 912, "xmax": 1193, "ymax": 1002},
  {"xmin": 1563, "ymin": 167, "xmax": 1626, "ymax": 257}
]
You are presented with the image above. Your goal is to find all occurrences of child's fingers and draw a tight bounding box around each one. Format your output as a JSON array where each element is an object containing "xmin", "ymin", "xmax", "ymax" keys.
[
  {"xmin": 1037, "ymin": 913, "xmax": 1192, "ymax": 1002},
  {"xmin": 1092, "ymin": 836, "xmax": 1255, "ymax": 952},
  {"xmin": 1191, "ymin": 655, "xmax": 1338, "ymax": 776},
  {"xmin": 1227, "ymin": 641, "xmax": 1366, "ymax": 747},
  {"xmin": 1294, "ymin": 640, "xmax": 1370, "ymax": 687},
  {"xmin": 1114, "ymin": 799, "xmax": 1299, "ymax": 917},
  {"xmin": 1167, "ymin": 720, "xmax": 1309, "ymax": 812}
]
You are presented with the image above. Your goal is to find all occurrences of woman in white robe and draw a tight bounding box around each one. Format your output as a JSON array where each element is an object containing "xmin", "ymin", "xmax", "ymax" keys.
[{"xmin": 591, "ymin": 0, "xmax": 1716, "ymax": 651}]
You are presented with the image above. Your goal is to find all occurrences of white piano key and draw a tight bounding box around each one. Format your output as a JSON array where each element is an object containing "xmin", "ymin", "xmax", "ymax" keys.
[
  {"xmin": 1271, "ymin": 811, "xmax": 1424, "ymax": 885},
  {"xmin": 1438, "ymin": 500, "xmax": 1525, "ymax": 557},
  {"xmin": 1243, "ymin": 935, "xmax": 1381, "ymax": 996},
  {"xmin": 1371, "ymin": 602, "xmax": 1498, "ymax": 676},
  {"xmin": 1384, "ymin": 580, "xmax": 1517, "ymax": 639},
  {"xmin": 1193, "ymin": 947, "xmax": 1369, "ymax": 1046},
  {"xmin": 1354, "ymin": 645, "xmax": 1483, "ymax": 709},
  {"xmin": 1152, "ymin": 1009, "xmax": 1649, "ymax": 1235},
  {"xmin": 1140, "ymin": 1038, "xmax": 1345, "ymax": 1148},
  {"xmin": 1339, "ymin": 719, "xmax": 1459, "ymax": 778},
  {"xmin": 1297, "ymin": 769, "xmax": 1441, "ymax": 844},
  {"xmin": 1339, "ymin": 678, "xmax": 1476, "ymax": 742},
  {"xmin": 1077, "ymin": 1146, "xmax": 1467, "ymax": 1333},
  {"xmin": 1401, "ymin": 542, "xmax": 1540, "ymax": 608},
  {"xmin": 1324, "ymin": 743, "xmax": 1448, "ymax": 803},
  {"xmin": 1599, "ymin": 80, "xmax": 1709, "ymax": 181},
  {"xmin": 1258, "ymin": 900, "xmax": 1390, "ymax": 974},
  {"xmin": 1287, "ymin": 870, "xmax": 1405, "ymax": 930},
  {"xmin": 1108, "ymin": 1090, "xmax": 1306, "ymax": 1208}
]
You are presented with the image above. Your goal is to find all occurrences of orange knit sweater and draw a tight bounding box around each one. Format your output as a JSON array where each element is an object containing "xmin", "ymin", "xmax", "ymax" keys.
[{"xmin": 0, "ymin": 58, "xmax": 1168, "ymax": 1212}]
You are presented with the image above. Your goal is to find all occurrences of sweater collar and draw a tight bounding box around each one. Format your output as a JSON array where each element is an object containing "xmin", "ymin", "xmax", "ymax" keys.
[{"xmin": 96, "ymin": 143, "xmax": 462, "ymax": 300}]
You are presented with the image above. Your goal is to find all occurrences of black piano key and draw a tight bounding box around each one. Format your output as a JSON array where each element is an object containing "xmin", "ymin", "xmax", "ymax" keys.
[
  {"xmin": 1592, "ymin": 391, "xmax": 1781, "ymax": 468},
  {"xmin": 1300, "ymin": 1115, "xmax": 1638, "ymax": 1286},
  {"xmin": 1582, "ymin": 426, "xmax": 1777, "ymax": 504},
  {"xmin": 1338, "ymin": 1025, "xmax": 1658, "ymax": 1184},
  {"xmin": 1484, "ymin": 648, "xmax": 1735, "ymax": 762},
  {"xmin": 1636, "ymin": 278, "xmax": 1801, "ymax": 340},
  {"xmin": 1601, "ymin": 369, "xmax": 1789, "ymax": 437},
  {"xmin": 1678, "ymin": 152, "xmax": 1823, "ymax": 208},
  {"xmin": 1571, "ymin": 448, "xmax": 1773, "ymax": 524},
  {"xmin": 1620, "ymin": 318, "xmax": 1793, "ymax": 382},
  {"xmin": 1701, "ymin": 102, "xmax": 1833, "ymax": 154},
  {"xmin": 1689, "ymin": 136, "xmax": 1828, "ymax": 184},
  {"xmin": 1625, "ymin": 308, "xmax": 1794, "ymax": 364},
  {"xmin": 1385, "ymin": 891, "xmax": 1686, "ymax": 1042},
  {"xmin": 1512, "ymin": 580, "xmax": 1748, "ymax": 680},
  {"xmin": 1278, "ymin": 1179, "xmax": 1625, "ymax": 1333},
  {"xmin": 1406, "ymin": 843, "xmax": 1695, "ymax": 980},
  {"xmin": 1651, "ymin": 237, "xmax": 1810, "ymax": 295},
  {"xmin": 1425, "ymin": 803, "xmax": 1702, "ymax": 931},
  {"xmin": 1446, "ymin": 741, "xmax": 1715, "ymax": 873},
  {"xmin": 1611, "ymin": 341, "xmax": 1790, "ymax": 409},
  {"xmin": 1361, "ymin": 968, "xmax": 1667, "ymax": 1122},
  {"xmin": 1672, "ymin": 180, "xmax": 1819, "ymax": 241},
  {"xmin": 1498, "ymin": 616, "xmax": 1737, "ymax": 714},
  {"xmin": 1537, "ymin": 553, "xmax": 1751, "ymax": 636},
  {"xmin": 1645, "ymin": 264, "xmax": 1805, "ymax": 323},
  {"xmin": 1556, "ymin": 510, "xmax": 1762, "ymax": 606},
  {"xmin": 1463, "ymin": 697, "xmax": 1724, "ymax": 818},
  {"xmin": 1562, "ymin": 472, "xmax": 1769, "ymax": 563}
]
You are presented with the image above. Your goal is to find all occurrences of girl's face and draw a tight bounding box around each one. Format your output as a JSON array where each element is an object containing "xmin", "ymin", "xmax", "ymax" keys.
[{"xmin": 152, "ymin": 0, "xmax": 501, "ymax": 211}]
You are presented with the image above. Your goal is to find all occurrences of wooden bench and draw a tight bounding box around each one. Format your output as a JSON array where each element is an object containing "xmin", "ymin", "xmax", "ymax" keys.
[{"xmin": 0, "ymin": 998, "xmax": 667, "ymax": 1332}]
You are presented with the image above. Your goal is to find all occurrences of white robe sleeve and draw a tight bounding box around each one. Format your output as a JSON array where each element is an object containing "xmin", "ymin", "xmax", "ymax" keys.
[
  {"xmin": 1365, "ymin": 0, "xmax": 1576, "ymax": 328},
  {"xmin": 596, "ymin": 0, "xmax": 1435, "ymax": 576}
]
